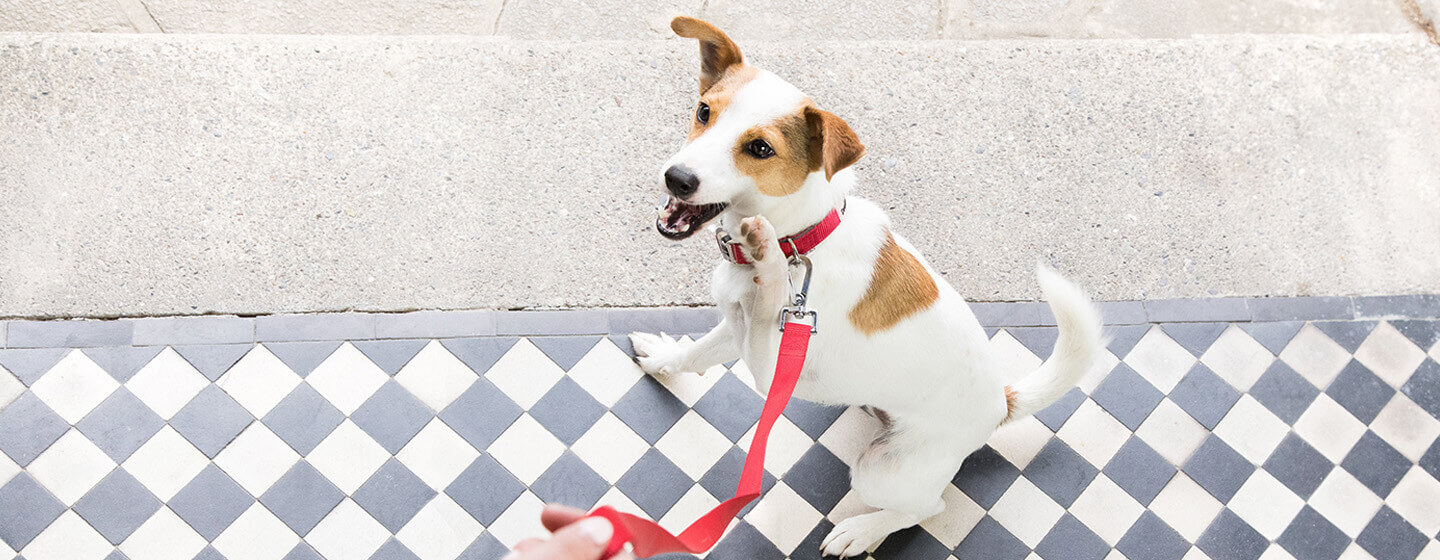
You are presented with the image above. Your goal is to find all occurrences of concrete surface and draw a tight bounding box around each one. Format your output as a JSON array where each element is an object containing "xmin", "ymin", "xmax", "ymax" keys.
[
  {"xmin": 1, "ymin": 33, "xmax": 1438, "ymax": 318},
  {"xmin": 1, "ymin": 0, "xmax": 1434, "ymax": 39}
]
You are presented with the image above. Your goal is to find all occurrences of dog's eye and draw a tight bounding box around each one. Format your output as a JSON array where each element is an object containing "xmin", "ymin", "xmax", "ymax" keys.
[
  {"xmin": 746, "ymin": 139, "xmax": 775, "ymax": 159},
  {"xmin": 696, "ymin": 102, "xmax": 710, "ymax": 125}
]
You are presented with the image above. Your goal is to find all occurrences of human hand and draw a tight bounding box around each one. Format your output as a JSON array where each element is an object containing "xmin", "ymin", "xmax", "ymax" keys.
[{"xmin": 503, "ymin": 505, "xmax": 635, "ymax": 560}]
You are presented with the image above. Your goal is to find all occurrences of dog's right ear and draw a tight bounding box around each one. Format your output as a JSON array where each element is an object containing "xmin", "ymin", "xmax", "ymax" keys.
[{"xmin": 671, "ymin": 16, "xmax": 744, "ymax": 93}]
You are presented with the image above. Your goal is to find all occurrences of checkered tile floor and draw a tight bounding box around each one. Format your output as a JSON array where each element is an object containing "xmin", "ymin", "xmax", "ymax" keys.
[{"xmin": 1, "ymin": 307, "xmax": 1439, "ymax": 560}]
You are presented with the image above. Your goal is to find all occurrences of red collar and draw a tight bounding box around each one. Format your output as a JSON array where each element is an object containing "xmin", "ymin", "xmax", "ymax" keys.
[{"xmin": 717, "ymin": 205, "xmax": 844, "ymax": 265}]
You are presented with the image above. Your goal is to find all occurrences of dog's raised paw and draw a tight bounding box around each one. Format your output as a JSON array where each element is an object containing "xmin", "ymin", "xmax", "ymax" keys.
[
  {"xmin": 738, "ymin": 216, "xmax": 786, "ymax": 286},
  {"xmin": 628, "ymin": 331, "xmax": 687, "ymax": 376}
]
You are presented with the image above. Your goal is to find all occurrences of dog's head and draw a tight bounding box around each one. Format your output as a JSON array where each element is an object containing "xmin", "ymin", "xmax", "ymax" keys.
[{"xmin": 656, "ymin": 17, "xmax": 866, "ymax": 240}]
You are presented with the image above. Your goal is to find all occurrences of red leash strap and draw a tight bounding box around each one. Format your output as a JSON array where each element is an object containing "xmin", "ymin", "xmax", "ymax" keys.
[{"xmin": 588, "ymin": 323, "xmax": 813, "ymax": 558}]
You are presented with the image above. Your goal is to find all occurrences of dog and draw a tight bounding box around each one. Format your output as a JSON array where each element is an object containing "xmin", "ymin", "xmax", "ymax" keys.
[{"xmin": 630, "ymin": 16, "xmax": 1105, "ymax": 557}]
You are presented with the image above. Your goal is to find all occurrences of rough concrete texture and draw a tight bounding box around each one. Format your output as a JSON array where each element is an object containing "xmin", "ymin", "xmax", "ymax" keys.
[
  {"xmin": 1, "ymin": 34, "xmax": 1438, "ymax": 318},
  {"xmin": 1, "ymin": 0, "xmax": 1433, "ymax": 39}
]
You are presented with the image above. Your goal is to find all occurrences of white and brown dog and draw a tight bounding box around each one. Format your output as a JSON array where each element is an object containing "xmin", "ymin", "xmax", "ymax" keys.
[{"xmin": 631, "ymin": 17, "xmax": 1105, "ymax": 557}]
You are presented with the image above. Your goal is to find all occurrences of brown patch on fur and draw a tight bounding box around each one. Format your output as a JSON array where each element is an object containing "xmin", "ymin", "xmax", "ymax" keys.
[
  {"xmin": 803, "ymin": 106, "xmax": 865, "ymax": 181},
  {"xmin": 687, "ymin": 65, "xmax": 758, "ymax": 142},
  {"xmin": 1004, "ymin": 386, "xmax": 1019, "ymax": 422},
  {"xmin": 1400, "ymin": 0, "xmax": 1440, "ymax": 44},
  {"xmin": 733, "ymin": 109, "xmax": 815, "ymax": 197},
  {"xmin": 672, "ymin": 17, "xmax": 745, "ymax": 92},
  {"xmin": 847, "ymin": 231, "xmax": 939, "ymax": 335}
]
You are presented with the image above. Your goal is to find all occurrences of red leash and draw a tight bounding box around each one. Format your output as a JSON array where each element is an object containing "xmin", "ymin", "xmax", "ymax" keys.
[{"xmin": 587, "ymin": 321, "xmax": 814, "ymax": 558}]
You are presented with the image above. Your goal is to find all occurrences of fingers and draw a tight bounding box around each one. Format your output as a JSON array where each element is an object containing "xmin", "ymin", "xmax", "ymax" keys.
[{"xmin": 540, "ymin": 504, "xmax": 588, "ymax": 533}]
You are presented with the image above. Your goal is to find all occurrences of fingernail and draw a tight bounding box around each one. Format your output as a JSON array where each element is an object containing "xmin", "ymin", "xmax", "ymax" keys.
[{"xmin": 576, "ymin": 517, "xmax": 614, "ymax": 545}]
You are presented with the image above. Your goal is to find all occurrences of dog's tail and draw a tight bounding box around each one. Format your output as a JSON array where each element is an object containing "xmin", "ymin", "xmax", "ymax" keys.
[{"xmin": 1001, "ymin": 264, "xmax": 1105, "ymax": 424}]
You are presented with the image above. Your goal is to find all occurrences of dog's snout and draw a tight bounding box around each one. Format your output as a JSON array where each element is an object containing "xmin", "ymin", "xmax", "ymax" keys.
[{"xmin": 664, "ymin": 165, "xmax": 700, "ymax": 198}]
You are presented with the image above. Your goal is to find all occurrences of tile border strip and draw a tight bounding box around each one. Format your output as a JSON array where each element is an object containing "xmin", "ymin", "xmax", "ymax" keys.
[{"xmin": 0, "ymin": 294, "xmax": 1437, "ymax": 348}]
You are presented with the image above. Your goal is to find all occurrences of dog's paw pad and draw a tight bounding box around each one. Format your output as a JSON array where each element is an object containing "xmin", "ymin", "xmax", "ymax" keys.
[{"xmin": 738, "ymin": 216, "xmax": 778, "ymax": 262}]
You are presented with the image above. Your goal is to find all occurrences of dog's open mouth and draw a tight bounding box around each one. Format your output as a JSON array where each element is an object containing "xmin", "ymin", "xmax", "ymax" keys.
[{"xmin": 656, "ymin": 197, "xmax": 727, "ymax": 240}]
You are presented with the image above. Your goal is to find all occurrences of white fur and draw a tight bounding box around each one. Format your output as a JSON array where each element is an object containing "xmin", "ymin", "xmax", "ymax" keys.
[{"xmin": 634, "ymin": 67, "xmax": 1104, "ymax": 556}]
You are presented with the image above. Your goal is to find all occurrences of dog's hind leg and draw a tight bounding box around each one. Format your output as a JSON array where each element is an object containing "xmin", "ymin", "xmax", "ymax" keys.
[{"xmin": 823, "ymin": 417, "xmax": 987, "ymax": 557}]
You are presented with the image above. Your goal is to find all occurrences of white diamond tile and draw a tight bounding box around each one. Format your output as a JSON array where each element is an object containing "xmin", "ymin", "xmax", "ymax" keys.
[
  {"xmin": 307, "ymin": 342, "xmax": 389, "ymax": 415},
  {"xmin": 1258, "ymin": 545, "xmax": 1298, "ymax": 560},
  {"xmin": 658, "ymin": 485, "xmax": 723, "ymax": 532},
  {"xmin": 1135, "ymin": 398, "xmax": 1210, "ymax": 466},
  {"xmin": 0, "ymin": 531, "xmax": 10, "ymax": 557},
  {"xmin": 1280, "ymin": 324, "xmax": 1352, "ymax": 389},
  {"xmin": 28, "ymin": 429, "xmax": 116, "ymax": 505},
  {"xmin": 986, "ymin": 415, "xmax": 1053, "ymax": 469},
  {"xmin": 484, "ymin": 339, "xmax": 566, "ymax": 410},
  {"xmin": 488, "ymin": 413, "xmax": 566, "ymax": 485},
  {"xmin": 214, "ymin": 422, "xmax": 301, "ymax": 496},
  {"xmin": 217, "ymin": 345, "xmax": 302, "ymax": 418},
  {"xmin": 1125, "ymin": 327, "xmax": 1196, "ymax": 393},
  {"xmin": 396, "ymin": 418, "xmax": 481, "ymax": 491},
  {"xmin": 1104, "ymin": 550, "xmax": 1130, "ymax": 560},
  {"xmin": 592, "ymin": 486, "xmax": 647, "ymax": 519},
  {"xmin": 568, "ymin": 339, "xmax": 646, "ymax": 407},
  {"xmin": 0, "ymin": 450, "xmax": 18, "ymax": 488},
  {"xmin": 30, "ymin": 350, "xmax": 119, "ymax": 424},
  {"xmin": 735, "ymin": 415, "xmax": 812, "ymax": 478},
  {"xmin": 1431, "ymin": 338, "xmax": 1440, "ymax": 362},
  {"xmin": 1056, "ymin": 398, "xmax": 1132, "ymax": 468},
  {"xmin": 1370, "ymin": 394, "xmax": 1440, "ymax": 461},
  {"xmin": 920, "ymin": 485, "xmax": 986, "ymax": 549},
  {"xmin": 212, "ymin": 503, "xmax": 300, "ymax": 560},
  {"xmin": 21, "ymin": 510, "xmax": 112, "ymax": 560},
  {"xmin": 395, "ymin": 340, "xmax": 477, "ymax": 412},
  {"xmin": 1308, "ymin": 469, "xmax": 1382, "ymax": 538},
  {"xmin": 727, "ymin": 357, "xmax": 758, "ymax": 392},
  {"xmin": 656, "ymin": 362, "xmax": 728, "ymax": 408},
  {"xmin": 1293, "ymin": 394, "xmax": 1368, "ymax": 463},
  {"xmin": 1418, "ymin": 540, "xmax": 1440, "ymax": 560},
  {"xmin": 817, "ymin": 406, "xmax": 884, "ymax": 468},
  {"xmin": 1201, "ymin": 326, "xmax": 1274, "ymax": 391},
  {"xmin": 120, "ymin": 506, "xmax": 208, "ymax": 560},
  {"xmin": 1386, "ymin": 466, "xmax": 1440, "ymax": 536},
  {"xmin": 744, "ymin": 481, "xmax": 824, "ymax": 554},
  {"xmin": 1148, "ymin": 472, "xmax": 1223, "ymax": 543},
  {"xmin": 825, "ymin": 490, "xmax": 874, "ymax": 526},
  {"xmin": 122, "ymin": 425, "xmax": 208, "ymax": 501},
  {"xmin": 1068, "ymin": 473, "xmax": 1146, "ymax": 545},
  {"xmin": 396, "ymin": 494, "xmax": 484, "ymax": 560},
  {"xmin": 1339, "ymin": 542, "xmax": 1380, "ymax": 560},
  {"xmin": 305, "ymin": 419, "xmax": 391, "ymax": 495},
  {"xmin": 307, "ymin": 499, "xmax": 390, "ymax": 560},
  {"xmin": 1354, "ymin": 322, "xmax": 1428, "ymax": 387},
  {"xmin": 126, "ymin": 347, "xmax": 209, "ymax": 420},
  {"xmin": 988, "ymin": 477, "xmax": 1066, "ymax": 548},
  {"xmin": 1213, "ymin": 395, "xmax": 1289, "ymax": 464},
  {"xmin": 990, "ymin": 330, "xmax": 1044, "ymax": 385},
  {"xmin": 571, "ymin": 412, "xmax": 650, "ymax": 485},
  {"xmin": 1227, "ymin": 470, "xmax": 1304, "ymax": 540},
  {"xmin": 482, "ymin": 490, "xmax": 547, "ymax": 549},
  {"xmin": 0, "ymin": 364, "xmax": 25, "ymax": 410},
  {"xmin": 656, "ymin": 411, "xmax": 735, "ymax": 480},
  {"xmin": 1078, "ymin": 349, "xmax": 1121, "ymax": 395}
]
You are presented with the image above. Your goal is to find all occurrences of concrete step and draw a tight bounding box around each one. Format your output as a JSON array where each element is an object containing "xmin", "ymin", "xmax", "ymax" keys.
[{"xmin": 0, "ymin": 33, "xmax": 1437, "ymax": 318}]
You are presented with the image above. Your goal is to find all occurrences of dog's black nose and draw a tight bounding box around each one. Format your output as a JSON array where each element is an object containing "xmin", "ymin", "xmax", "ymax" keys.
[{"xmin": 665, "ymin": 165, "xmax": 699, "ymax": 198}]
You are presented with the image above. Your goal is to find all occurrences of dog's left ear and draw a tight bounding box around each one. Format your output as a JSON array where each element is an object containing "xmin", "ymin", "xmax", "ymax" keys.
[
  {"xmin": 805, "ymin": 106, "xmax": 866, "ymax": 181},
  {"xmin": 671, "ymin": 16, "xmax": 744, "ymax": 93}
]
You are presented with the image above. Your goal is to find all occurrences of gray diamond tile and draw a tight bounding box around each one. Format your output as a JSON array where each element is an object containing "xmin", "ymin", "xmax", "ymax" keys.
[
  {"xmin": 1356, "ymin": 506, "xmax": 1428, "ymax": 560},
  {"xmin": 374, "ymin": 310, "xmax": 496, "ymax": 340},
  {"xmin": 352, "ymin": 458, "xmax": 437, "ymax": 533},
  {"xmin": 1387, "ymin": 320, "xmax": 1440, "ymax": 350},
  {"xmin": 0, "ymin": 348, "xmax": 69, "ymax": 385},
  {"xmin": 1161, "ymin": 322, "xmax": 1230, "ymax": 357},
  {"xmin": 528, "ymin": 451, "xmax": 609, "ymax": 511},
  {"xmin": 871, "ymin": 525, "xmax": 951, "ymax": 560},
  {"xmin": 955, "ymin": 517, "xmax": 1030, "ymax": 560},
  {"xmin": 255, "ymin": 313, "xmax": 374, "ymax": 342},
  {"xmin": 283, "ymin": 542, "xmax": 325, "ymax": 560},
  {"xmin": 706, "ymin": 521, "xmax": 784, "ymax": 560},
  {"xmin": 264, "ymin": 341, "xmax": 342, "ymax": 377},
  {"xmin": 81, "ymin": 346, "xmax": 164, "ymax": 383},
  {"xmin": 1325, "ymin": 360, "xmax": 1394, "ymax": 423},
  {"xmin": 691, "ymin": 373, "xmax": 762, "ymax": 443},
  {"xmin": 1238, "ymin": 321, "xmax": 1305, "ymax": 355},
  {"xmin": 0, "ymin": 473, "xmax": 66, "ymax": 551},
  {"xmin": 456, "ymin": 533, "xmax": 508, "ymax": 560},
  {"xmin": 1167, "ymin": 363, "xmax": 1241, "ymax": 429},
  {"xmin": 439, "ymin": 337, "xmax": 519, "ymax": 375},
  {"xmin": 1353, "ymin": 295, "xmax": 1440, "ymax": 320},
  {"xmin": 194, "ymin": 545, "xmax": 226, "ymax": 560},
  {"xmin": 616, "ymin": 448, "xmax": 692, "ymax": 519},
  {"xmin": 438, "ymin": 378, "xmax": 523, "ymax": 451},
  {"xmin": 1184, "ymin": 435, "xmax": 1255, "ymax": 503},
  {"xmin": 1116, "ymin": 511, "xmax": 1190, "ymax": 560},
  {"xmin": 952, "ymin": 445, "xmax": 1021, "ymax": 509},
  {"xmin": 370, "ymin": 538, "xmax": 421, "ymax": 560},
  {"xmin": 783, "ymin": 399, "xmax": 845, "ymax": 440},
  {"xmin": 170, "ymin": 385, "xmax": 253, "ymax": 458},
  {"xmin": 351, "ymin": 339, "xmax": 429, "ymax": 375},
  {"xmin": 1340, "ymin": 431, "xmax": 1409, "ymax": 498},
  {"xmin": 1146, "ymin": 298, "xmax": 1249, "ymax": 323},
  {"xmin": 76, "ymin": 387, "xmax": 165, "ymax": 462},
  {"xmin": 529, "ymin": 336, "xmax": 601, "ymax": 371},
  {"xmin": 1034, "ymin": 388, "xmax": 1087, "ymax": 431},
  {"xmin": 131, "ymin": 316, "xmax": 253, "ymax": 346},
  {"xmin": 7, "ymin": 319, "xmax": 132, "ymax": 348},
  {"xmin": 1091, "ymin": 363, "xmax": 1163, "ymax": 430},
  {"xmin": 1196, "ymin": 509, "xmax": 1267, "ymax": 560},
  {"xmin": 1104, "ymin": 436, "xmax": 1176, "ymax": 506},
  {"xmin": 263, "ymin": 382, "xmax": 345, "ymax": 455},
  {"xmin": 106, "ymin": 550, "xmax": 132, "ymax": 560},
  {"xmin": 1277, "ymin": 506, "xmax": 1349, "ymax": 560},
  {"xmin": 1263, "ymin": 433, "xmax": 1333, "ymax": 500},
  {"xmin": 1023, "ymin": 438, "xmax": 1100, "ymax": 507},
  {"xmin": 698, "ymin": 445, "xmax": 776, "ymax": 508},
  {"xmin": 168, "ymin": 464, "xmax": 255, "ymax": 541},
  {"xmin": 1312, "ymin": 321, "xmax": 1376, "ymax": 353},
  {"xmin": 172, "ymin": 344, "xmax": 253, "ymax": 381},
  {"xmin": 783, "ymin": 446, "xmax": 850, "ymax": 513},
  {"xmin": 528, "ymin": 377, "xmax": 606, "ymax": 446},
  {"xmin": 259, "ymin": 461, "xmax": 345, "ymax": 536},
  {"xmin": 612, "ymin": 376, "xmax": 690, "ymax": 445},
  {"xmin": 1421, "ymin": 434, "xmax": 1440, "ymax": 480},
  {"xmin": 446, "ymin": 454, "xmax": 526, "ymax": 526},
  {"xmin": 1248, "ymin": 361, "xmax": 1320, "ymax": 424},
  {"xmin": 1401, "ymin": 359, "xmax": 1440, "ymax": 420},
  {"xmin": 0, "ymin": 391, "xmax": 70, "ymax": 466},
  {"xmin": 1247, "ymin": 297, "xmax": 1354, "ymax": 322},
  {"xmin": 789, "ymin": 519, "xmax": 835, "ymax": 560},
  {"xmin": 1034, "ymin": 513, "xmax": 1109, "ymax": 560},
  {"xmin": 1106, "ymin": 324, "xmax": 1153, "ymax": 359},
  {"xmin": 351, "ymin": 380, "xmax": 432, "ymax": 454},
  {"xmin": 1009, "ymin": 327, "xmax": 1059, "ymax": 359},
  {"xmin": 73, "ymin": 468, "xmax": 162, "ymax": 544}
]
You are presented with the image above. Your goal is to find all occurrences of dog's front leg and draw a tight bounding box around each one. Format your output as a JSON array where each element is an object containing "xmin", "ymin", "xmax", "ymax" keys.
[
  {"xmin": 630, "ymin": 316, "xmax": 740, "ymax": 376},
  {"xmin": 735, "ymin": 216, "xmax": 789, "ymax": 395}
]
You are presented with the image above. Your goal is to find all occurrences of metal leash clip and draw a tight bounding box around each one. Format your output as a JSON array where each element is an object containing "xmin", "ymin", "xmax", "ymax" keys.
[{"xmin": 779, "ymin": 246, "xmax": 818, "ymax": 333}]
